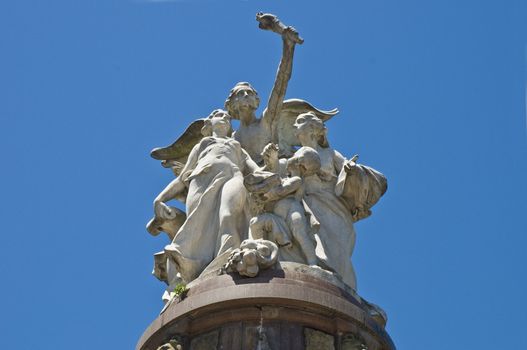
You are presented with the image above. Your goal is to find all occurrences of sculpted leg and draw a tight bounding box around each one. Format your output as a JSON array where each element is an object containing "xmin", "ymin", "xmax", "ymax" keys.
[
  {"xmin": 288, "ymin": 209, "xmax": 318, "ymax": 266},
  {"xmin": 274, "ymin": 198, "xmax": 317, "ymax": 266},
  {"xmin": 217, "ymin": 175, "xmax": 246, "ymax": 254}
]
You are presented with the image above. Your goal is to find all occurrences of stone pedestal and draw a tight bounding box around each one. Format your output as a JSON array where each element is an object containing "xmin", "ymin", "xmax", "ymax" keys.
[{"xmin": 137, "ymin": 263, "xmax": 395, "ymax": 350}]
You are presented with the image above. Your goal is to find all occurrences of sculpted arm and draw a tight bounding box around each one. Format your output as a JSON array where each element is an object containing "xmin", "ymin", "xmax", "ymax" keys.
[
  {"xmin": 333, "ymin": 150, "xmax": 347, "ymax": 172},
  {"xmin": 257, "ymin": 13, "xmax": 303, "ymax": 142},
  {"xmin": 264, "ymin": 39, "xmax": 295, "ymax": 137},
  {"xmin": 153, "ymin": 142, "xmax": 200, "ymax": 217},
  {"xmin": 241, "ymin": 148, "xmax": 261, "ymax": 175},
  {"xmin": 333, "ymin": 150, "xmax": 360, "ymax": 173},
  {"xmin": 268, "ymin": 176, "xmax": 302, "ymax": 201},
  {"xmin": 154, "ymin": 179, "xmax": 185, "ymax": 206}
]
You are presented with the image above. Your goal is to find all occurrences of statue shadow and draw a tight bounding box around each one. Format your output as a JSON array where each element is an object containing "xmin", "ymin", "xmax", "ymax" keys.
[{"xmin": 229, "ymin": 264, "xmax": 286, "ymax": 285}]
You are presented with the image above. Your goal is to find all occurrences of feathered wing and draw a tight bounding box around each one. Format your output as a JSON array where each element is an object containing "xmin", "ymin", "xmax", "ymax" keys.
[
  {"xmin": 270, "ymin": 99, "xmax": 339, "ymax": 157},
  {"xmin": 150, "ymin": 119, "xmax": 205, "ymax": 176}
]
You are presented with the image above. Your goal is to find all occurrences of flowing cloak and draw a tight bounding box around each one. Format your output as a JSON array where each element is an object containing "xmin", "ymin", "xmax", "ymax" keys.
[
  {"xmin": 302, "ymin": 148, "xmax": 387, "ymax": 290},
  {"xmin": 335, "ymin": 162, "xmax": 387, "ymax": 222},
  {"xmin": 164, "ymin": 137, "xmax": 252, "ymax": 283}
]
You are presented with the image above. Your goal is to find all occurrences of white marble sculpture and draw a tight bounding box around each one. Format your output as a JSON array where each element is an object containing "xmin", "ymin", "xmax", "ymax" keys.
[
  {"xmin": 245, "ymin": 144, "xmax": 320, "ymax": 266},
  {"xmin": 148, "ymin": 13, "xmax": 387, "ymax": 297},
  {"xmin": 224, "ymin": 239, "xmax": 279, "ymax": 278},
  {"xmin": 291, "ymin": 112, "xmax": 386, "ymax": 289},
  {"xmin": 231, "ymin": 14, "xmax": 340, "ymax": 160},
  {"xmin": 153, "ymin": 110, "xmax": 259, "ymax": 289}
]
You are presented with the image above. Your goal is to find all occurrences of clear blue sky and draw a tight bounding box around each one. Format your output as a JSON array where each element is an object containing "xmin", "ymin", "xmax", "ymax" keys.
[{"xmin": 1, "ymin": 1, "xmax": 526, "ymax": 349}]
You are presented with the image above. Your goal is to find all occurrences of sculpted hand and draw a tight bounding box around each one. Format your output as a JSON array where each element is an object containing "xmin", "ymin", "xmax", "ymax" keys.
[
  {"xmin": 154, "ymin": 201, "xmax": 176, "ymax": 220},
  {"xmin": 282, "ymin": 26, "xmax": 303, "ymax": 45},
  {"xmin": 344, "ymin": 155, "xmax": 360, "ymax": 174},
  {"xmin": 261, "ymin": 143, "xmax": 279, "ymax": 170},
  {"xmin": 256, "ymin": 12, "xmax": 304, "ymax": 44}
]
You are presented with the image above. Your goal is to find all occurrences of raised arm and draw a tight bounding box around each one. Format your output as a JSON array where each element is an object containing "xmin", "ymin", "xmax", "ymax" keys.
[
  {"xmin": 256, "ymin": 13, "xmax": 303, "ymax": 143},
  {"xmin": 241, "ymin": 148, "xmax": 261, "ymax": 175},
  {"xmin": 333, "ymin": 150, "xmax": 347, "ymax": 173}
]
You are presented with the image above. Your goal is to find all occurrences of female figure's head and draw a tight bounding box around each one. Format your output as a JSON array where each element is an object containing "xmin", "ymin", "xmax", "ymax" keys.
[
  {"xmin": 224, "ymin": 82, "xmax": 260, "ymax": 123},
  {"xmin": 201, "ymin": 109, "xmax": 232, "ymax": 138},
  {"xmin": 293, "ymin": 112, "xmax": 329, "ymax": 148}
]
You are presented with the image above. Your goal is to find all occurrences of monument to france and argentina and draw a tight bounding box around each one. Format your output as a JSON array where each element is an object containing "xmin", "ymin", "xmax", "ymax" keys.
[{"xmin": 137, "ymin": 13, "xmax": 395, "ymax": 350}]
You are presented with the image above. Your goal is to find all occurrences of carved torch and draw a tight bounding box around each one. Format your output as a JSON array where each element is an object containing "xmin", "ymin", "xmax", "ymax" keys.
[{"xmin": 256, "ymin": 12, "xmax": 304, "ymax": 44}]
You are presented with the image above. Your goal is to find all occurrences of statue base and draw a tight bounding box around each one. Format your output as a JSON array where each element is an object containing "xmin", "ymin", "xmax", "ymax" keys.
[{"xmin": 137, "ymin": 263, "xmax": 396, "ymax": 350}]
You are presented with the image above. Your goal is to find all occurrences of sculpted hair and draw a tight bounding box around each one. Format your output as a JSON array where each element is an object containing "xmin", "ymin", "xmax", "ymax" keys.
[
  {"xmin": 294, "ymin": 112, "xmax": 329, "ymax": 148},
  {"xmin": 224, "ymin": 82, "xmax": 260, "ymax": 117},
  {"xmin": 288, "ymin": 146, "xmax": 321, "ymax": 177},
  {"xmin": 201, "ymin": 109, "xmax": 233, "ymax": 137}
]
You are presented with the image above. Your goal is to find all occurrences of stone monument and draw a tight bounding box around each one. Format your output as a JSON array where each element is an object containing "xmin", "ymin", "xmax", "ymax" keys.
[{"xmin": 139, "ymin": 13, "xmax": 395, "ymax": 350}]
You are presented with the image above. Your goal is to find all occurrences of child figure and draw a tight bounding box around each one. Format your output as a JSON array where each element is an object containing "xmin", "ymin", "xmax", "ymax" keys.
[{"xmin": 249, "ymin": 143, "xmax": 320, "ymax": 267}]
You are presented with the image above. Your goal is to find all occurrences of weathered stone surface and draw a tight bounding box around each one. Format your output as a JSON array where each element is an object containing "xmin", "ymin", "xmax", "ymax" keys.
[
  {"xmin": 279, "ymin": 323, "xmax": 304, "ymax": 350},
  {"xmin": 156, "ymin": 335, "xmax": 185, "ymax": 350},
  {"xmin": 217, "ymin": 322, "xmax": 242, "ymax": 349},
  {"xmin": 243, "ymin": 324, "xmax": 280, "ymax": 350},
  {"xmin": 156, "ymin": 341, "xmax": 179, "ymax": 350},
  {"xmin": 341, "ymin": 333, "xmax": 368, "ymax": 350},
  {"xmin": 189, "ymin": 331, "xmax": 218, "ymax": 350},
  {"xmin": 305, "ymin": 328, "xmax": 334, "ymax": 350},
  {"xmin": 224, "ymin": 239, "xmax": 279, "ymax": 277},
  {"xmin": 137, "ymin": 271, "xmax": 395, "ymax": 350}
]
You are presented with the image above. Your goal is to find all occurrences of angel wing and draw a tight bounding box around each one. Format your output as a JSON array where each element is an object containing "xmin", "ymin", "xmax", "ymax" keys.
[
  {"xmin": 150, "ymin": 119, "xmax": 205, "ymax": 176},
  {"xmin": 269, "ymin": 99, "xmax": 339, "ymax": 157}
]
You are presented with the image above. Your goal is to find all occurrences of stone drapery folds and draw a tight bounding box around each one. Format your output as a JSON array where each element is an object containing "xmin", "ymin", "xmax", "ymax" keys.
[{"xmin": 147, "ymin": 13, "xmax": 387, "ymax": 302}]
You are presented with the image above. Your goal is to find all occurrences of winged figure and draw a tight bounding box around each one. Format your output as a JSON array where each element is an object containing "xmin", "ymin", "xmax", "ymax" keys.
[{"xmin": 150, "ymin": 13, "xmax": 339, "ymax": 174}]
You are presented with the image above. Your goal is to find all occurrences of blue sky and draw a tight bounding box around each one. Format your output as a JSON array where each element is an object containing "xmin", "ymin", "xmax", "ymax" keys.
[{"xmin": 1, "ymin": 1, "xmax": 526, "ymax": 349}]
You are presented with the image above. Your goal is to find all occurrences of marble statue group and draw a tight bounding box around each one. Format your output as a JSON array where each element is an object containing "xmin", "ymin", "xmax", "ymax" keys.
[{"xmin": 147, "ymin": 13, "xmax": 387, "ymax": 303}]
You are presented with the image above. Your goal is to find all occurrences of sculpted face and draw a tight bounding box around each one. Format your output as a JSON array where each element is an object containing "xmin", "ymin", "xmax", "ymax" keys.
[
  {"xmin": 294, "ymin": 112, "xmax": 325, "ymax": 146},
  {"xmin": 225, "ymin": 82, "xmax": 260, "ymax": 121},
  {"xmin": 232, "ymin": 87, "xmax": 259, "ymax": 114},
  {"xmin": 210, "ymin": 111, "xmax": 231, "ymax": 137}
]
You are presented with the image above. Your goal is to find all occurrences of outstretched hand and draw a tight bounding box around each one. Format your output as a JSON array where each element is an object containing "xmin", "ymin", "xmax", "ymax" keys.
[
  {"xmin": 256, "ymin": 12, "xmax": 304, "ymax": 44},
  {"xmin": 282, "ymin": 26, "xmax": 303, "ymax": 44},
  {"xmin": 344, "ymin": 155, "xmax": 360, "ymax": 174}
]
